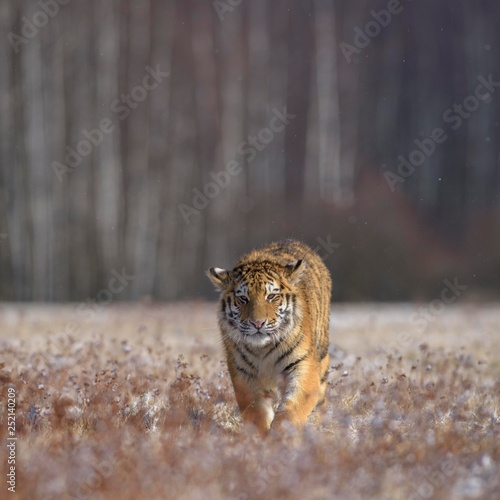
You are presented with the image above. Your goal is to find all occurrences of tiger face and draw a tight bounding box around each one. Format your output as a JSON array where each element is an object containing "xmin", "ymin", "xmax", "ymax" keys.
[{"xmin": 207, "ymin": 261, "xmax": 304, "ymax": 347}]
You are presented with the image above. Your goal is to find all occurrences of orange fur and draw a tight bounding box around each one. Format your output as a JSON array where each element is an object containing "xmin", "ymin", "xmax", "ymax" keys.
[{"xmin": 207, "ymin": 239, "xmax": 332, "ymax": 433}]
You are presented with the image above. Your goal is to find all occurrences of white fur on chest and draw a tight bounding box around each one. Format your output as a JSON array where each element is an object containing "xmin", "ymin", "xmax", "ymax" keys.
[{"xmin": 243, "ymin": 343, "xmax": 290, "ymax": 394}]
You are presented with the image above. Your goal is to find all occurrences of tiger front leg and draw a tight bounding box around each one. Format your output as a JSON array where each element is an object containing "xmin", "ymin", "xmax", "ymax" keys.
[
  {"xmin": 232, "ymin": 377, "xmax": 275, "ymax": 435},
  {"xmin": 272, "ymin": 365, "xmax": 322, "ymax": 429}
]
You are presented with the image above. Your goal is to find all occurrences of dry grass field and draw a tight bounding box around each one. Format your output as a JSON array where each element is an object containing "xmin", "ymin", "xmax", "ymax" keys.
[{"xmin": 0, "ymin": 302, "xmax": 499, "ymax": 499}]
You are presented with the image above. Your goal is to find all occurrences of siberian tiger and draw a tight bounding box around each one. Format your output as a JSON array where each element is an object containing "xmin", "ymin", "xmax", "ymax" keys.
[{"xmin": 207, "ymin": 239, "xmax": 332, "ymax": 433}]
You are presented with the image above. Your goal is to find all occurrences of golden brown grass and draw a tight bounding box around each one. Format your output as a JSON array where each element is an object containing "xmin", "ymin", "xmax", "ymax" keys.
[{"xmin": 0, "ymin": 303, "xmax": 499, "ymax": 499}]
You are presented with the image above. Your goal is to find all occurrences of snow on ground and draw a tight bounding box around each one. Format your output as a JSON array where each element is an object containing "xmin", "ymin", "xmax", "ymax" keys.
[{"xmin": 0, "ymin": 302, "xmax": 498, "ymax": 499}]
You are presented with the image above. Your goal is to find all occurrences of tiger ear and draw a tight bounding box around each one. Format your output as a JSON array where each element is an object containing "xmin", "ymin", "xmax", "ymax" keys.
[
  {"xmin": 206, "ymin": 267, "xmax": 233, "ymax": 291},
  {"xmin": 284, "ymin": 259, "xmax": 305, "ymax": 284}
]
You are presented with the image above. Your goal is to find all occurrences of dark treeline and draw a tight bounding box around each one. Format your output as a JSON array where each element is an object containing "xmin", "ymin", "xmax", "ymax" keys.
[{"xmin": 0, "ymin": 0, "xmax": 499, "ymax": 302}]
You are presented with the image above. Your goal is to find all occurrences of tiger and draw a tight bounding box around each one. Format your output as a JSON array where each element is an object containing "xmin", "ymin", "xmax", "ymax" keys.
[{"xmin": 207, "ymin": 238, "xmax": 332, "ymax": 434}]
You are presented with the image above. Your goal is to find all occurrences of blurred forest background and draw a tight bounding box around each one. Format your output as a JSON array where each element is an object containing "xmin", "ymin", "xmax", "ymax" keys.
[{"xmin": 0, "ymin": 0, "xmax": 499, "ymax": 302}]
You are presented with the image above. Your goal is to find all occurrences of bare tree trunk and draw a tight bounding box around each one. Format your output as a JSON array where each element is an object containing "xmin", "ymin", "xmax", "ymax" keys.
[
  {"xmin": 150, "ymin": 0, "xmax": 175, "ymax": 299},
  {"xmin": 313, "ymin": 0, "xmax": 343, "ymax": 205},
  {"xmin": 191, "ymin": 1, "xmax": 219, "ymax": 285},
  {"xmin": 284, "ymin": 1, "xmax": 313, "ymax": 227},
  {"xmin": 205, "ymin": 0, "xmax": 245, "ymax": 269},
  {"xmin": 164, "ymin": 2, "xmax": 200, "ymax": 297},
  {"xmin": 0, "ymin": 1, "xmax": 16, "ymax": 299},
  {"xmin": 266, "ymin": 1, "xmax": 289, "ymax": 236},
  {"xmin": 94, "ymin": 0, "xmax": 124, "ymax": 289},
  {"xmin": 21, "ymin": 3, "xmax": 52, "ymax": 299},
  {"xmin": 63, "ymin": 1, "xmax": 96, "ymax": 298},
  {"xmin": 246, "ymin": 0, "xmax": 271, "ymax": 247},
  {"xmin": 463, "ymin": 2, "xmax": 496, "ymax": 218},
  {"xmin": 122, "ymin": 0, "xmax": 152, "ymax": 298}
]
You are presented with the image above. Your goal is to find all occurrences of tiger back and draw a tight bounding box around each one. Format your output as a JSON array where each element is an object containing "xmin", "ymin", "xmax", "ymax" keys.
[{"xmin": 207, "ymin": 239, "xmax": 332, "ymax": 433}]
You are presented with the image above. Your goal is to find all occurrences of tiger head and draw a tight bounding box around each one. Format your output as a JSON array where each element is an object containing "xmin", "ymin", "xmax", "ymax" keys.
[{"xmin": 206, "ymin": 260, "xmax": 304, "ymax": 347}]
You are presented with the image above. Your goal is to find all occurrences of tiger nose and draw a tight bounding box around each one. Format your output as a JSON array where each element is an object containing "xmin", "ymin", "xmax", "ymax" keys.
[{"xmin": 250, "ymin": 319, "xmax": 266, "ymax": 329}]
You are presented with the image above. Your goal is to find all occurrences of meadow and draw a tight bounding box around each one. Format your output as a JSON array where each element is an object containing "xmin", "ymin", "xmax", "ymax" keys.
[{"xmin": 0, "ymin": 302, "xmax": 498, "ymax": 499}]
